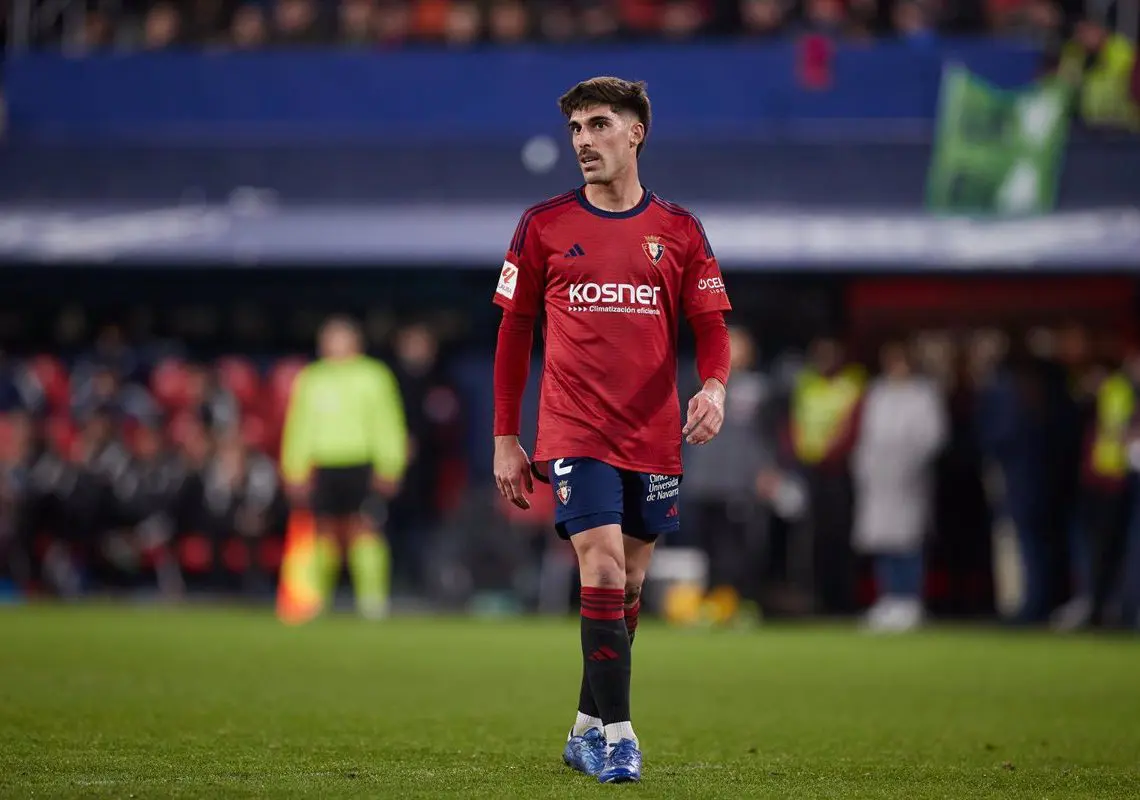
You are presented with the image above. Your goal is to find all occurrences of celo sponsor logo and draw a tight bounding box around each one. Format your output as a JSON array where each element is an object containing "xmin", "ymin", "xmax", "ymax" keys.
[{"xmin": 697, "ymin": 276, "xmax": 725, "ymax": 292}]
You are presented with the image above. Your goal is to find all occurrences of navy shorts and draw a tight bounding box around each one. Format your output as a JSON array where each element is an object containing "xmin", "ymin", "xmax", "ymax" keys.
[{"xmin": 547, "ymin": 457, "xmax": 682, "ymax": 542}]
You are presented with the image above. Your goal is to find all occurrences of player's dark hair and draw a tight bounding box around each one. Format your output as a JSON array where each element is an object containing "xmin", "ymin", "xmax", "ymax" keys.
[{"xmin": 558, "ymin": 77, "xmax": 652, "ymax": 157}]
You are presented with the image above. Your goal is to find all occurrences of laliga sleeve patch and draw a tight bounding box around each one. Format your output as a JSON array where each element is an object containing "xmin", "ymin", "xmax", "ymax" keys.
[{"xmin": 496, "ymin": 261, "xmax": 519, "ymax": 300}]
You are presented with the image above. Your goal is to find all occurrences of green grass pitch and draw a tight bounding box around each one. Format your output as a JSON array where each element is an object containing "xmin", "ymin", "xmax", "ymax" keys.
[{"xmin": 2, "ymin": 606, "xmax": 1138, "ymax": 798}]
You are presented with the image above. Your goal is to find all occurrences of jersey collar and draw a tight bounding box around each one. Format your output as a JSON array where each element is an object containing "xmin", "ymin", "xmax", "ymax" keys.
[{"xmin": 574, "ymin": 186, "xmax": 653, "ymax": 220}]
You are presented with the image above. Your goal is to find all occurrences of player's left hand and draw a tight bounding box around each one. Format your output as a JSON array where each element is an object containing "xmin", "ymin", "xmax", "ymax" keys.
[{"xmin": 683, "ymin": 381, "xmax": 726, "ymax": 445}]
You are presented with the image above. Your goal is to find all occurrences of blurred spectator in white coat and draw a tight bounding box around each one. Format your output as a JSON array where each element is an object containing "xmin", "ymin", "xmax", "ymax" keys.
[{"xmin": 853, "ymin": 339, "xmax": 947, "ymax": 632}]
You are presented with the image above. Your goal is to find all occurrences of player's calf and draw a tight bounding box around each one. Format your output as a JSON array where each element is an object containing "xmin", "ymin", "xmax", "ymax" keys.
[
  {"xmin": 572, "ymin": 526, "xmax": 637, "ymax": 751},
  {"xmin": 624, "ymin": 544, "xmax": 651, "ymax": 644},
  {"xmin": 624, "ymin": 584, "xmax": 641, "ymax": 645},
  {"xmin": 571, "ymin": 583, "xmax": 640, "ymax": 741},
  {"xmin": 579, "ymin": 585, "xmax": 635, "ymax": 746}
]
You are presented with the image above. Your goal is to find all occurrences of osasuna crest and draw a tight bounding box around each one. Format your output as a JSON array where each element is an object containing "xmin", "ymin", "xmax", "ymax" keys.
[
  {"xmin": 556, "ymin": 480, "xmax": 572, "ymax": 505},
  {"xmin": 642, "ymin": 235, "xmax": 666, "ymax": 265}
]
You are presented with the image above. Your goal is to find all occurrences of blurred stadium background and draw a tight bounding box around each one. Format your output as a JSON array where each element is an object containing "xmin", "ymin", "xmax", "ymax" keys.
[
  {"xmin": 1, "ymin": 0, "xmax": 1139, "ymax": 632},
  {"xmin": 4, "ymin": 2, "xmax": 1140, "ymax": 797}
]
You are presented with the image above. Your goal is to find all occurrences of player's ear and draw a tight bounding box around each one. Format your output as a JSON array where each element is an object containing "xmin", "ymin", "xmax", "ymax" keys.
[{"xmin": 630, "ymin": 121, "xmax": 645, "ymax": 152}]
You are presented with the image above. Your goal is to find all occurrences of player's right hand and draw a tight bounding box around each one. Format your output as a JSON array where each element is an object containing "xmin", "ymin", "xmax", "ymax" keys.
[{"xmin": 493, "ymin": 435, "xmax": 534, "ymax": 510}]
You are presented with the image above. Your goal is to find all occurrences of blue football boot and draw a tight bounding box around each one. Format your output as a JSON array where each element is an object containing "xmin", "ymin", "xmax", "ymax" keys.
[
  {"xmin": 598, "ymin": 738, "xmax": 642, "ymax": 784},
  {"xmin": 562, "ymin": 728, "xmax": 607, "ymax": 776}
]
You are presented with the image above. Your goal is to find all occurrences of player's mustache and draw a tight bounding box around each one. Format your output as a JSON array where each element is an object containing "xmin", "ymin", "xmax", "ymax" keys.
[{"xmin": 578, "ymin": 150, "xmax": 600, "ymax": 161}]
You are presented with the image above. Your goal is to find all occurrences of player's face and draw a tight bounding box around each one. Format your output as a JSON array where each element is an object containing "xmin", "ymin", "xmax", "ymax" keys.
[
  {"xmin": 320, "ymin": 324, "xmax": 360, "ymax": 360},
  {"xmin": 567, "ymin": 105, "xmax": 643, "ymax": 185}
]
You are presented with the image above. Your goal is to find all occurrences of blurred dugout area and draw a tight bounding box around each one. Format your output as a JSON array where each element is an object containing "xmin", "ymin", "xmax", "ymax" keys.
[
  {"xmin": 0, "ymin": 342, "xmax": 297, "ymax": 598},
  {"xmin": 0, "ymin": 322, "xmax": 472, "ymax": 604}
]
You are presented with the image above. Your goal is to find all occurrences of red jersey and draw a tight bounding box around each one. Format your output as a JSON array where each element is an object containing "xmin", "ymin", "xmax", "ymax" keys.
[{"xmin": 492, "ymin": 187, "xmax": 732, "ymax": 474}]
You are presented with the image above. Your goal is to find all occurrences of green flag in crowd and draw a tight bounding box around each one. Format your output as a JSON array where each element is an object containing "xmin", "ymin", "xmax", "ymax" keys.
[{"xmin": 927, "ymin": 65, "xmax": 1073, "ymax": 216}]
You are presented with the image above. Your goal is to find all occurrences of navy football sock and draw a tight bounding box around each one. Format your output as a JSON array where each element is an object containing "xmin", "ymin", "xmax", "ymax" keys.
[
  {"xmin": 580, "ymin": 586, "xmax": 631, "ymax": 729},
  {"xmin": 578, "ymin": 596, "xmax": 639, "ymax": 721}
]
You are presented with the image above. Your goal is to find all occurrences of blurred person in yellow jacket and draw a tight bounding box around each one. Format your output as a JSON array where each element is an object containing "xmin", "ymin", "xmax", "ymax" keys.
[
  {"xmin": 789, "ymin": 336, "xmax": 865, "ymax": 615},
  {"xmin": 280, "ymin": 316, "xmax": 409, "ymax": 619},
  {"xmin": 1064, "ymin": 346, "xmax": 1140, "ymax": 629},
  {"xmin": 1056, "ymin": 16, "xmax": 1140, "ymax": 132}
]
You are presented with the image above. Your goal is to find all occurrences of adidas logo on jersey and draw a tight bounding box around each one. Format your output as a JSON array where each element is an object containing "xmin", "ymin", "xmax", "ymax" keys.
[{"xmin": 564, "ymin": 244, "xmax": 586, "ymax": 258}]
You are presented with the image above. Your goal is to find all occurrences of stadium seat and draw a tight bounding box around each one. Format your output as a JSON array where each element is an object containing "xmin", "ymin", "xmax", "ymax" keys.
[
  {"xmin": 239, "ymin": 413, "xmax": 269, "ymax": 452},
  {"xmin": 177, "ymin": 535, "xmax": 212, "ymax": 574},
  {"xmin": 257, "ymin": 538, "xmax": 284, "ymax": 573},
  {"xmin": 266, "ymin": 357, "xmax": 306, "ymax": 407},
  {"xmin": 44, "ymin": 415, "xmax": 78, "ymax": 459},
  {"xmin": 0, "ymin": 415, "xmax": 14, "ymax": 459},
  {"xmin": 120, "ymin": 416, "xmax": 142, "ymax": 452},
  {"xmin": 26, "ymin": 354, "xmax": 70, "ymax": 412},
  {"xmin": 263, "ymin": 356, "xmax": 307, "ymax": 439},
  {"xmin": 216, "ymin": 355, "xmax": 261, "ymax": 410},
  {"xmin": 166, "ymin": 410, "xmax": 201, "ymax": 449},
  {"xmin": 151, "ymin": 358, "xmax": 191, "ymax": 411},
  {"xmin": 222, "ymin": 539, "xmax": 250, "ymax": 573}
]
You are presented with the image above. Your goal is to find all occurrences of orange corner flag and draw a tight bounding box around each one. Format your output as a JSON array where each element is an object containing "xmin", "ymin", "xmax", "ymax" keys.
[{"xmin": 276, "ymin": 510, "xmax": 323, "ymax": 625}]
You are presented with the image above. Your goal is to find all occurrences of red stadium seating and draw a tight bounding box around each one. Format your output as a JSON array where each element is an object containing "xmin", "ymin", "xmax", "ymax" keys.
[
  {"xmin": 26, "ymin": 354, "xmax": 70, "ymax": 412},
  {"xmin": 257, "ymin": 538, "xmax": 284, "ymax": 573},
  {"xmin": 0, "ymin": 415, "xmax": 15, "ymax": 460},
  {"xmin": 222, "ymin": 539, "xmax": 250, "ymax": 573},
  {"xmin": 263, "ymin": 356, "xmax": 307, "ymax": 443},
  {"xmin": 239, "ymin": 413, "xmax": 269, "ymax": 452},
  {"xmin": 266, "ymin": 357, "xmax": 306, "ymax": 407},
  {"xmin": 151, "ymin": 358, "xmax": 191, "ymax": 411},
  {"xmin": 44, "ymin": 415, "xmax": 78, "ymax": 460},
  {"xmin": 120, "ymin": 416, "xmax": 142, "ymax": 453},
  {"xmin": 177, "ymin": 535, "xmax": 212, "ymax": 574},
  {"xmin": 216, "ymin": 355, "xmax": 261, "ymax": 409},
  {"xmin": 166, "ymin": 410, "xmax": 202, "ymax": 449}
]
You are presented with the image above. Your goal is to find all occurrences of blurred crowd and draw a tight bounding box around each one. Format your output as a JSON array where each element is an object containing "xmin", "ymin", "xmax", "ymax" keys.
[
  {"xmin": 10, "ymin": 1, "xmax": 1135, "ymax": 131},
  {"xmin": 10, "ymin": 0, "xmax": 1098, "ymax": 51},
  {"xmin": 6, "ymin": 316, "xmax": 1140, "ymax": 633},
  {"xmin": 0, "ymin": 322, "xmax": 465, "ymax": 601},
  {"xmin": 680, "ymin": 322, "xmax": 1140, "ymax": 632}
]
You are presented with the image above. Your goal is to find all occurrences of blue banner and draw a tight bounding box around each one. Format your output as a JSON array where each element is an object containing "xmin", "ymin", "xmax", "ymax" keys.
[{"xmin": 4, "ymin": 40, "xmax": 1043, "ymax": 142}]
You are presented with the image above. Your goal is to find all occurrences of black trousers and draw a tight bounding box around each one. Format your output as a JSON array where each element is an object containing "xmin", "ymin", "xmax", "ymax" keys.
[
  {"xmin": 692, "ymin": 498, "xmax": 766, "ymax": 603},
  {"xmin": 1080, "ymin": 486, "xmax": 1130, "ymax": 627},
  {"xmin": 806, "ymin": 468, "xmax": 856, "ymax": 615}
]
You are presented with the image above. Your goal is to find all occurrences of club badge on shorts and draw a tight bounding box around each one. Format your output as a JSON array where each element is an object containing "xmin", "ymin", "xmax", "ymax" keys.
[{"xmin": 556, "ymin": 480, "xmax": 572, "ymax": 505}]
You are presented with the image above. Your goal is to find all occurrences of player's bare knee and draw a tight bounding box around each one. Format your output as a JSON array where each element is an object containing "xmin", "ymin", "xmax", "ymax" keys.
[
  {"xmin": 581, "ymin": 551, "xmax": 624, "ymax": 589},
  {"xmin": 586, "ymin": 562, "xmax": 625, "ymax": 589}
]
